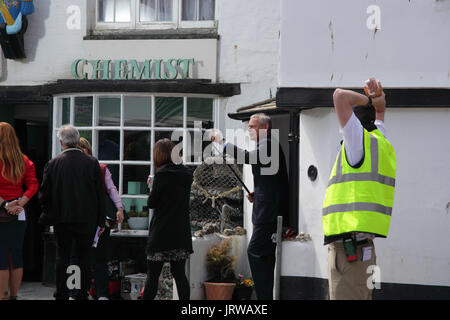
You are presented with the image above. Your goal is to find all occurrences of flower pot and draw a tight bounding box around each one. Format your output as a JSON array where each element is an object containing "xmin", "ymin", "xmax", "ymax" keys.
[
  {"xmin": 204, "ymin": 282, "xmax": 236, "ymax": 300},
  {"xmin": 232, "ymin": 285, "xmax": 253, "ymax": 300},
  {"xmin": 127, "ymin": 217, "xmax": 149, "ymax": 230}
]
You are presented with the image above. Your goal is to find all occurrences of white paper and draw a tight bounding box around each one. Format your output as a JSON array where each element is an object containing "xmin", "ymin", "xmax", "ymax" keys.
[
  {"xmin": 362, "ymin": 246, "xmax": 372, "ymax": 261},
  {"xmin": 92, "ymin": 226, "xmax": 101, "ymax": 248},
  {"xmin": 18, "ymin": 209, "xmax": 26, "ymax": 221}
]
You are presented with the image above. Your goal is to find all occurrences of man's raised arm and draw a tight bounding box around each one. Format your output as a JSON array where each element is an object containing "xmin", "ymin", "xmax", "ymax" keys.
[{"xmin": 333, "ymin": 88, "xmax": 370, "ymax": 129}]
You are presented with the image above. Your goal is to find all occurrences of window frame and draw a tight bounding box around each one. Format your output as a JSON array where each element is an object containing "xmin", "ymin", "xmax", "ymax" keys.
[
  {"xmin": 178, "ymin": 0, "xmax": 217, "ymax": 29},
  {"xmin": 52, "ymin": 92, "xmax": 218, "ymax": 202},
  {"xmin": 94, "ymin": 0, "xmax": 217, "ymax": 31},
  {"xmin": 95, "ymin": 0, "xmax": 136, "ymax": 29}
]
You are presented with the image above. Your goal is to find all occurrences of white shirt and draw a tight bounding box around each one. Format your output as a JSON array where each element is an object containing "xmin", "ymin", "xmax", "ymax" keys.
[{"xmin": 341, "ymin": 113, "xmax": 386, "ymax": 166}]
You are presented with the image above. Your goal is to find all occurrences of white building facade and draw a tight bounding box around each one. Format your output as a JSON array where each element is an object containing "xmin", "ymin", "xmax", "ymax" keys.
[
  {"xmin": 0, "ymin": 0, "xmax": 280, "ymax": 210},
  {"xmin": 273, "ymin": 0, "xmax": 450, "ymax": 299},
  {"xmin": 0, "ymin": 0, "xmax": 281, "ymax": 291},
  {"xmin": 4, "ymin": 0, "xmax": 448, "ymax": 300}
]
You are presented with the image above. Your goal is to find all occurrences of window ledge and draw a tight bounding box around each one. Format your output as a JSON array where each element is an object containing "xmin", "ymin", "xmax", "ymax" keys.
[{"xmin": 84, "ymin": 28, "xmax": 219, "ymax": 40}]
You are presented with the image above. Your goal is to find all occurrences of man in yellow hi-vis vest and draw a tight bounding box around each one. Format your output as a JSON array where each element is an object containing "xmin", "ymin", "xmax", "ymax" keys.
[{"xmin": 323, "ymin": 77, "xmax": 396, "ymax": 300}]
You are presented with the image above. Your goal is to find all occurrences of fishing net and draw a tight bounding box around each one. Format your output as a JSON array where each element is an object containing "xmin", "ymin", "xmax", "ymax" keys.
[{"xmin": 189, "ymin": 156, "xmax": 244, "ymax": 231}]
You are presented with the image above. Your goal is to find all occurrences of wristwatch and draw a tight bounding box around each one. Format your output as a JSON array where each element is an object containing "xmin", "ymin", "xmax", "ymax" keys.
[{"xmin": 0, "ymin": 201, "xmax": 7, "ymax": 209}]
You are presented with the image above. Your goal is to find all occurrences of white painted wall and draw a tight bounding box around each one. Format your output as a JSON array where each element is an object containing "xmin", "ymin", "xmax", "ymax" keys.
[
  {"xmin": 213, "ymin": 0, "xmax": 283, "ymax": 280},
  {"xmin": 214, "ymin": 0, "xmax": 282, "ymax": 275},
  {"xmin": 282, "ymin": 108, "xmax": 337, "ymax": 280},
  {"xmin": 217, "ymin": 0, "xmax": 281, "ymax": 131},
  {"xmin": 283, "ymin": 107, "xmax": 450, "ymax": 288},
  {"xmin": 278, "ymin": 0, "xmax": 450, "ymax": 290},
  {"xmin": 2, "ymin": 0, "xmax": 281, "ymax": 129},
  {"xmin": 280, "ymin": 0, "xmax": 450, "ymax": 88},
  {"xmin": 0, "ymin": 0, "xmax": 280, "ymax": 296}
]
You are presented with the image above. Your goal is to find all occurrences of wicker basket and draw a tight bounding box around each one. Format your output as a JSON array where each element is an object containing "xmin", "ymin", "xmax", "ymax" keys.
[{"xmin": 204, "ymin": 282, "xmax": 236, "ymax": 300}]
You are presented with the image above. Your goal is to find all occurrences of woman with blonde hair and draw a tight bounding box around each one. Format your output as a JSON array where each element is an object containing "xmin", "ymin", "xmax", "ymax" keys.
[{"xmin": 0, "ymin": 122, "xmax": 39, "ymax": 300}]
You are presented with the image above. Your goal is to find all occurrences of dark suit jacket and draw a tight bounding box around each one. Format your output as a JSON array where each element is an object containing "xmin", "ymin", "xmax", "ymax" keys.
[
  {"xmin": 225, "ymin": 136, "xmax": 289, "ymax": 226},
  {"xmin": 146, "ymin": 163, "xmax": 193, "ymax": 254},
  {"xmin": 39, "ymin": 148, "xmax": 106, "ymax": 231}
]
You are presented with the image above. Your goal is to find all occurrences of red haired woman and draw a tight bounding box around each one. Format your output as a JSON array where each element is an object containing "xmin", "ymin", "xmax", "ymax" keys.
[{"xmin": 0, "ymin": 122, "xmax": 38, "ymax": 300}]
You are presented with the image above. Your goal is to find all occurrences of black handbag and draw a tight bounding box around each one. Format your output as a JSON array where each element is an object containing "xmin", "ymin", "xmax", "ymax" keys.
[{"xmin": 0, "ymin": 207, "xmax": 17, "ymax": 223}]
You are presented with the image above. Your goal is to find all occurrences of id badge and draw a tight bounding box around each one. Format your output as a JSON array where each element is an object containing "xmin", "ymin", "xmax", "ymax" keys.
[{"xmin": 362, "ymin": 246, "xmax": 372, "ymax": 261}]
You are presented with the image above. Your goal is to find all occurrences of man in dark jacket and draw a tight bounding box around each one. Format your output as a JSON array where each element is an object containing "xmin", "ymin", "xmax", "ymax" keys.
[
  {"xmin": 39, "ymin": 125, "xmax": 105, "ymax": 300},
  {"xmin": 211, "ymin": 113, "xmax": 289, "ymax": 300}
]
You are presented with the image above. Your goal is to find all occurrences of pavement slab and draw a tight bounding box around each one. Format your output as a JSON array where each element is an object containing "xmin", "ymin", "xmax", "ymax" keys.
[{"xmin": 17, "ymin": 282, "xmax": 55, "ymax": 300}]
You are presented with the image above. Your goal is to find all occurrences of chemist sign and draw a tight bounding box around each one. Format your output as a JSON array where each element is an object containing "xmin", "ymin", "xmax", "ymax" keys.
[{"xmin": 71, "ymin": 58, "xmax": 195, "ymax": 81}]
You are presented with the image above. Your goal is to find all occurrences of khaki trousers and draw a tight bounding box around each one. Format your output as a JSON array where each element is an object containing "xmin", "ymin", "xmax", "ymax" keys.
[{"xmin": 328, "ymin": 239, "xmax": 377, "ymax": 300}]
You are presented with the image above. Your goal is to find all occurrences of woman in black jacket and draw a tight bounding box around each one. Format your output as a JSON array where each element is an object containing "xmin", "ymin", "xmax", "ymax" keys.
[{"xmin": 143, "ymin": 139, "xmax": 193, "ymax": 300}]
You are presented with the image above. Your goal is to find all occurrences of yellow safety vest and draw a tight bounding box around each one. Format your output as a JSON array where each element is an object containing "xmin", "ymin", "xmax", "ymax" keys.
[{"xmin": 323, "ymin": 128, "xmax": 396, "ymax": 238}]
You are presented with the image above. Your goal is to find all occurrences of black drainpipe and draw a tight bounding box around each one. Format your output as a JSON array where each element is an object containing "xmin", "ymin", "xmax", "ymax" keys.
[{"xmin": 288, "ymin": 110, "xmax": 299, "ymax": 232}]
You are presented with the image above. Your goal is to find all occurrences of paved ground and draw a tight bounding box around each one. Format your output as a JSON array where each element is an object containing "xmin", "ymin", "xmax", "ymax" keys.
[{"xmin": 17, "ymin": 282, "xmax": 55, "ymax": 300}]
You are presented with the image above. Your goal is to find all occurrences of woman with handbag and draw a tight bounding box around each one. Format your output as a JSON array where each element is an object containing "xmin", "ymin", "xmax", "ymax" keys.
[
  {"xmin": 0, "ymin": 122, "xmax": 39, "ymax": 300},
  {"xmin": 77, "ymin": 137, "xmax": 124, "ymax": 300},
  {"xmin": 143, "ymin": 138, "xmax": 193, "ymax": 300}
]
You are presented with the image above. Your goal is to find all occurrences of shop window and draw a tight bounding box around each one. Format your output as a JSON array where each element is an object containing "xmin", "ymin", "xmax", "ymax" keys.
[
  {"xmin": 74, "ymin": 97, "xmax": 93, "ymax": 126},
  {"xmin": 98, "ymin": 0, "xmax": 132, "ymax": 23},
  {"xmin": 99, "ymin": 97, "xmax": 121, "ymax": 126},
  {"xmin": 99, "ymin": 130, "xmax": 121, "ymax": 161},
  {"xmin": 155, "ymin": 97, "xmax": 184, "ymax": 127},
  {"xmin": 95, "ymin": 0, "xmax": 216, "ymax": 30},
  {"xmin": 53, "ymin": 94, "xmax": 215, "ymax": 228},
  {"xmin": 123, "ymin": 131, "xmax": 151, "ymax": 161},
  {"xmin": 140, "ymin": 0, "xmax": 173, "ymax": 22},
  {"xmin": 182, "ymin": 0, "xmax": 215, "ymax": 21},
  {"xmin": 187, "ymin": 97, "xmax": 212, "ymax": 127},
  {"xmin": 123, "ymin": 96, "xmax": 151, "ymax": 127}
]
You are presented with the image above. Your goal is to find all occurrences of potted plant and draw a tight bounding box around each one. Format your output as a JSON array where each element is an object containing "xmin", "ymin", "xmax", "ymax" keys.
[
  {"xmin": 127, "ymin": 205, "xmax": 149, "ymax": 230},
  {"xmin": 232, "ymin": 274, "xmax": 254, "ymax": 300},
  {"xmin": 204, "ymin": 238, "xmax": 237, "ymax": 300}
]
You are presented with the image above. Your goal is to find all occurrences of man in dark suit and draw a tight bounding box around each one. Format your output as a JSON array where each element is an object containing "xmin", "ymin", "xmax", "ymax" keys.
[
  {"xmin": 39, "ymin": 125, "xmax": 105, "ymax": 300},
  {"xmin": 211, "ymin": 113, "xmax": 289, "ymax": 300}
]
